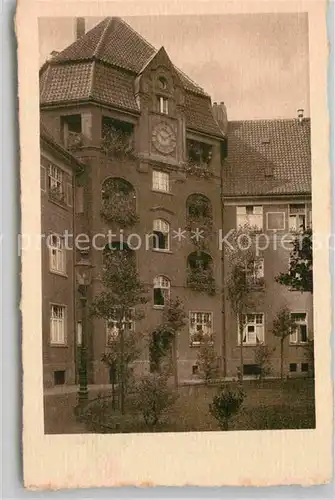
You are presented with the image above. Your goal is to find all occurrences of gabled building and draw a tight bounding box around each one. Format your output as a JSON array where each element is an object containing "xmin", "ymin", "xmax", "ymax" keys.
[
  {"xmin": 223, "ymin": 117, "xmax": 312, "ymax": 378},
  {"xmin": 39, "ymin": 17, "xmax": 312, "ymax": 387}
]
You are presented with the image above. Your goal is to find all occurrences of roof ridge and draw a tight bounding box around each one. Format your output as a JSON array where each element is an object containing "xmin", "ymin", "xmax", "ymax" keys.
[
  {"xmin": 115, "ymin": 16, "xmax": 156, "ymax": 51},
  {"xmin": 93, "ymin": 17, "xmax": 113, "ymax": 58}
]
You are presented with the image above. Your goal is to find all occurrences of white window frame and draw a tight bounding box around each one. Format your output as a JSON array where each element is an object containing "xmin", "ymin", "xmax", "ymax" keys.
[
  {"xmin": 266, "ymin": 211, "xmax": 286, "ymax": 231},
  {"xmin": 157, "ymin": 96, "xmax": 169, "ymax": 114},
  {"xmin": 153, "ymin": 275, "xmax": 171, "ymax": 308},
  {"xmin": 48, "ymin": 163, "xmax": 65, "ymax": 197},
  {"xmin": 247, "ymin": 258, "xmax": 264, "ymax": 285},
  {"xmin": 290, "ymin": 312, "xmax": 308, "ymax": 344},
  {"xmin": 288, "ymin": 204, "xmax": 306, "ymax": 232},
  {"xmin": 49, "ymin": 234, "xmax": 66, "ymax": 275},
  {"xmin": 189, "ymin": 311, "xmax": 213, "ymax": 346},
  {"xmin": 152, "ymin": 170, "xmax": 170, "ymax": 193},
  {"xmin": 236, "ymin": 205, "xmax": 263, "ymax": 230},
  {"xmin": 50, "ymin": 304, "xmax": 66, "ymax": 345},
  {"xmin": 152, "ymin": 219, "xmax": 170, "ymax": 251},
  {"xmin": 106, "ymin": 308, "xmax": 135, "ymax": 345},
  {"xmin": 238, "ymin": 313, "xmax": 265, "ymax": 346}
]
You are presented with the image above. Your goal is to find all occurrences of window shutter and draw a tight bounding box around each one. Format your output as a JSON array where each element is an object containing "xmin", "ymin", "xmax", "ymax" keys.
[
  {"xmin": 66, "ymin": 183, "xmax": 73, "ymax": 207},
  {"xmin": 41, "ymin": 166, "xmax": 46, "ymax": 192},
  {"xmin": 290, "ymin": 328, "xmax": 298, "ymax": 344},
  {"xmin": 256, "ymin": 324, "xmax": 264, "ymax": 343}
]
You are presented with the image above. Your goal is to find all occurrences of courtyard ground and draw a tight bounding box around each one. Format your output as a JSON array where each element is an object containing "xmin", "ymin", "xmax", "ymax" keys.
[{"xmin": 44, "ymin": 378, "xmax": 315, "ymax": 434}]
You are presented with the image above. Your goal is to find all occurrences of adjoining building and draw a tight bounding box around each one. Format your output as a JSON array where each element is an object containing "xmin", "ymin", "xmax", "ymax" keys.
[{"xmin": 39, "ymin": 17, "xmax": 312, "ymax": 387}]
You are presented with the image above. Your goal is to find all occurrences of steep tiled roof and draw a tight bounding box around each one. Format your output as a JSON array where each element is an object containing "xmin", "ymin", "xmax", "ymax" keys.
[
  {"xmin": 40, "ymin": 17, "xmax": 221, "ymax": 136},
  {"xmin": 223, "ymin": 119, "xmax": 311, "ymax": 196},
  {"xmin": 185, "ymin": 93, "xmax": 223, "ymax": 137}
]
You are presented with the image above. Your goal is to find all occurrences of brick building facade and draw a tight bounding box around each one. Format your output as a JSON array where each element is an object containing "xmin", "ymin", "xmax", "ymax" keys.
[{"xmin": 40, "ymin": 17, "xmax": 313, "ymax": 387}]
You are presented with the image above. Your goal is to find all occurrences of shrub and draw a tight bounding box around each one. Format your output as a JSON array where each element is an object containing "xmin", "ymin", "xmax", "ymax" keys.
[
  {"xmin": 133, "ymin": 373, "xmax": 179, "ymax": 428},
  {"xmin": 254, "ymin": 344, "xmax": 275, "ymax": 380},
  {"xmin": 209, "ymin": 383, "xmax": 245, "ymax": 430},
  {"xmin": 196, "ymin": 337, "xmax": 218, "ymax": 384}
]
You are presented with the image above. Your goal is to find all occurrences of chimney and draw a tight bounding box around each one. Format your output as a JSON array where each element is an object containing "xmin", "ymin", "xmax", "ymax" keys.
[
  {"xmin": 46, "ymin": 50, "xmax": 60, "ymax": 61},
  {"xmin": 297, "ymin": 108, "xmax": 304, "ymax": 124},
  {"xmin": 212, "ymin": 101, "xmax": 228, "ymax": 135},
  {"xmin": 76, "ymin": 17, "xmax": 86, "ymax": 40}
]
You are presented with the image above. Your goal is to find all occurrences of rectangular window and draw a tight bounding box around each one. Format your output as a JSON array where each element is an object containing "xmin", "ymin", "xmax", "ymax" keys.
[
  {"xmin": 189, "ymin": 311, "xmax": 213, "ymax": 346},
  {"xmin": 239, "ymin": 313, "xmax": 264, "ymax": 345},
  {"xmin": 289, "ymin": 204, "xmax": 306, "ymax": 232},
  {"xmin": 290, "ymin": 313, "xmax": 308, "ymax": 344},
  {"xmin": 236, "ymin": 206, "xmax": 263, "ymax": 230},
  {"xmin": 157, "ymin": 96, "xmax": 169, "ymax": 114},
  {"xmin": 289, "ymin": 363, "xmax": 297, "ymax": 372},
  {"xmin": 243, "ymin": 364, "xmax": 261, "ymax": 376},
  {"xmin": 301, "ymin": 363, "xmax": 309, "ymax": 372},
  {"xmin": 41, "ymin": 165, "xmax": 46, "ymax": 192},
  {"xmin": 247, "ymin": 258, "xmax": 264, "ymax": 286},
  {"xmin": 49, "ymin": 234, "xmax": 66, "ymax": 274},
  {"xmin": 152, "ymin": 170, "xmax": 170, "ymax": 192},
  {"xmin": 50, "ymin": 305, "xmax": 66, "ymax": 345},
  {"xmin": 54, "ymin": 370, "xmax": 66, "ymax": 385},
  {"xmin": 106, "ymin": 308, "xmax": 135, "ymax": 344},
  {"xmin": 266, "ymin": 212, "xmax": 285, "ymax": 230},
  {"xmin": 48, "ymin": 163, "xmax": 65, "ymax": 202},
  {"xmin": 62, "ymin": 114, "xmax": 82, "ymax": 148}
]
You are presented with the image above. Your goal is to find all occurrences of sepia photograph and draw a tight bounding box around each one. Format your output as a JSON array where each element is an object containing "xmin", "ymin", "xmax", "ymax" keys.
[
  {"xmin": 17, "ymin": 0, "xmax": 332, "ymax": 488},
  {"xmin": 38, "ymin": 13, "xmax": 315, "ymax": 435}
]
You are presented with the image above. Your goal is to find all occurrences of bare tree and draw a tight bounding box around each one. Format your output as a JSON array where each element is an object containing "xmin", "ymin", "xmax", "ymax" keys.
[
  {"xmin": 225, "ymin": 225, "xmax": 265, "ymax": 381},
  {"xmin": 272, "ymin": 307, "xmax": 297, "ymax": 380},
  {"xmin": 91, "ymin": 248, "xmax": 148, "ymax": 414}
]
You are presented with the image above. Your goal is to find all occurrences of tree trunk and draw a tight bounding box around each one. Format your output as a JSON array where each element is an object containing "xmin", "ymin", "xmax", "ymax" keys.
[
  {"xmin": 280, "ymin": 338, "xmax": 284, "ymax": 380},
  {"xmin": 239, "ymin": 317, "xmax": 244, "ymax": 382},
  {"xmin": 172, "ymin": 335, "xmax": 178, "ymax": 389},
  {"xmin": 120, "ymin": 327, "xmax": 125, "ymax": 415}
]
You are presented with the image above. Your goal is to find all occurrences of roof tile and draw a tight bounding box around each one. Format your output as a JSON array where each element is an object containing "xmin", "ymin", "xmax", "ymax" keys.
[{"xmin": 223, "ymin": 119, "xmax": 311, "ymax": 196}]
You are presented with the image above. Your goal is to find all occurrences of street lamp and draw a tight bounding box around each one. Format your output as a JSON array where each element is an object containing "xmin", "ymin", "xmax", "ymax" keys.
[{"xmin": 75, "ymin": 256, "xmax": 93, "ymax": 409}]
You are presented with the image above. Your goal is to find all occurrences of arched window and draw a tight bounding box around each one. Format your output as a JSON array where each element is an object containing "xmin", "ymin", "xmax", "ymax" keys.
[
  {"xmin": 153, "ymin": 275, "xmax": 171, "ymax": 307},
  {"xmin": 187, "ymin": 251, "xmax": 212, "ymax": 270},
  {"xmin": 101, "ymin": 178, "xmax": 137, "ymax": 226},
  {"xmin": 158, "ymin": 76, "xmax": 168, "ymax": 90},
  {"xmin": 186, "ymin": 194, "xmax": 212, "ymax": 220},
  {"xmin": 153, "ymin": 219, "xmax": 170, "ymax": 251}
]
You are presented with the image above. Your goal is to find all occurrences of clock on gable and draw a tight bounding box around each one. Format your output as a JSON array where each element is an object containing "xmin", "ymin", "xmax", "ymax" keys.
[{"xmin": 151, "ymin": 122, "xmax": 177, "ymax": 155}]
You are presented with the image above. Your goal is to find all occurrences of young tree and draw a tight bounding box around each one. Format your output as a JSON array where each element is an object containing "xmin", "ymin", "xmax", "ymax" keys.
[
  {"xmin": 209, "ymin": 383, "xmax": 245, "ymax": 430},
  {"xmin": 91, "ymin": 248, "xmax": 148, "ymax": 414},
  {"xmin": 255, "ymin": 344, "xmax": 275, "ymax": 381},
  {"xmin": 225, "ymin": 226, "xmax": 264, "ymax": 381},
  {"xmin": 272, "ymin": 307, "xmax": 297, "ymax": 380},
  {"xmin": 149, "ymin": 297, "xmax": 186, "ymax": 387},
  {"xmin": 196, "ymin": 336, "xmax": 218, "ymax": 384},
  {"xmin": 276, "ymin": 228, "xmax": 313, "ymax": 293}
]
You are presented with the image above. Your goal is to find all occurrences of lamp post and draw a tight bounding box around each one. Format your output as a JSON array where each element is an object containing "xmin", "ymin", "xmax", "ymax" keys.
[{"xmin": 75, "ymin": 256, "xmax": 93, "ymax": 409}]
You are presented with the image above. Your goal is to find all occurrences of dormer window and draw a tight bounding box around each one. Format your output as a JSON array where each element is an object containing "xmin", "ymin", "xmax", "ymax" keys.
[{"xmin": 157, "ymin": 96, "xmax": 169, "ymax": 115}]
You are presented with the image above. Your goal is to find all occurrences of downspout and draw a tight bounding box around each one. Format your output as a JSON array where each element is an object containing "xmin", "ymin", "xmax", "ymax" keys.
[{"xmin": 220, "ymin": 139, "xmax": 227, "ymax": 378}]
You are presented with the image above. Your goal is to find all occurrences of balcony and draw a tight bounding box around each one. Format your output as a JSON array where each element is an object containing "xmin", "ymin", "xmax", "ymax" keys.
[
  {"xmin": 101, "ymin": 117, "xmax": 135, "ymax": 160},
  {"xmin": 187, "ymin": 252, "xmax": 216, "ymax": 295},
  {"xmin": 185, "ymin": 139, "xmax": 214, "ymax": 179},
  {"xmin": 100, "ymin": 178, "xmax": 138, "ymax": 227}
]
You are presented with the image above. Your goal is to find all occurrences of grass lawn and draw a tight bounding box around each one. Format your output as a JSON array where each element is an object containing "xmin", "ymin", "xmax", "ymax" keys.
[{"xmin": 77, "ymin": 378, "xmax": 315, "ymax": 434}]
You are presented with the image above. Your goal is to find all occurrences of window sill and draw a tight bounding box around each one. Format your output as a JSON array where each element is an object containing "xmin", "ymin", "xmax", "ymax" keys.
[
  {"xmin": 151, "ymin": 189, "xmax": 173, "ymax": 196},
  {"xmin": 50, "ymin": 270, "xmax": 68, "ymax": 278},
  {"xmin": 289, "ymin": 342, "xmax": 308, "ymax": 346},
  {"xmin": 237, "ymin": 343, "xmax": 265, "ymax": 347},
  {"xmin": 49, "ymin": 343, "xmax": 68, "ymax": 348},
  {"xmin": 153, "ymin": 305, "xmax": 165, "ymax": 310},
  {"xmin": 190, "ymin": 341, "xmax": 214, "ymax": 348},
  {"xmin": 152, "ymin": 248, "xmax": 173, "ymax": 254}
]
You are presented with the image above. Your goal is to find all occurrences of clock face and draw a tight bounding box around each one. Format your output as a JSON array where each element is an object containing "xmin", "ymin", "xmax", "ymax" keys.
[{"xmin": 151, "ymin": 122, "xmax": 177, "ymax": 155}]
